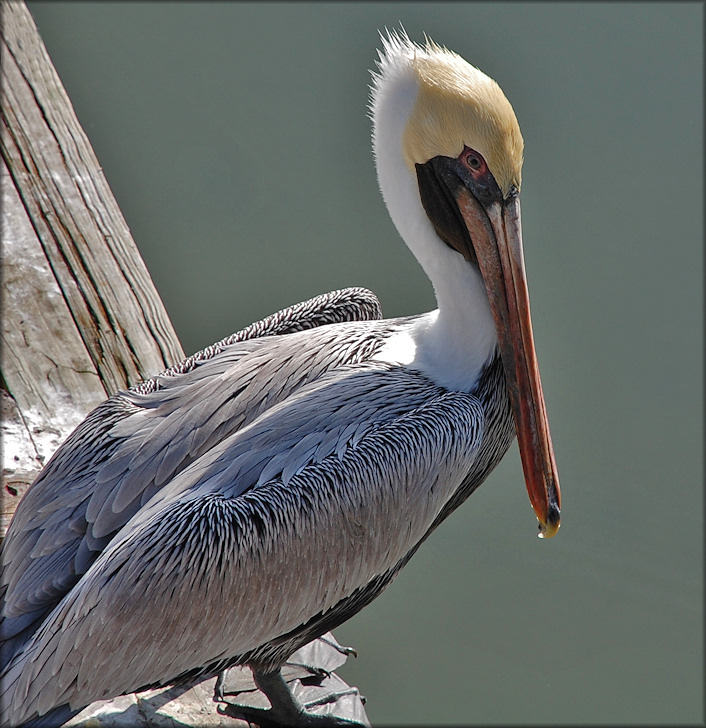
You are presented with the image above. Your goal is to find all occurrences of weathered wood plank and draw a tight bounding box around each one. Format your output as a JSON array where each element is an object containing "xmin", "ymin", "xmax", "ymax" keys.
[
  {"xmin": 1, "ymin": 156, "xmax": 107, "ymax": 460},
  {"xmin": 1, "ymin": 0, "xmax": 184, "ymax": 402}
]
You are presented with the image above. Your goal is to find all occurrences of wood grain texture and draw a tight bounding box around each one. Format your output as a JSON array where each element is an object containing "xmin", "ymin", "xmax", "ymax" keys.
[{"xmin": 1, "ymin": 0, "xmax": 183, "ymax": 398}]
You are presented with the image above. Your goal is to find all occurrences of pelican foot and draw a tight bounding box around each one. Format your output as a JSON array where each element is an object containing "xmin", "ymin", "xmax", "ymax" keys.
[
  {"xmin": 286, "ymin": 662, "xmax": 331, "ymax": 679},
  {"xmin": 215, "ymin": 668, "xmax": 365, "ymax": 727},
  {"xmin": 303, "ymin": 686, "xmax": 366, "ymax": 709},
  {"xmin": 317, "ymin": 634, "xmax": 358, "ymax": 659}
]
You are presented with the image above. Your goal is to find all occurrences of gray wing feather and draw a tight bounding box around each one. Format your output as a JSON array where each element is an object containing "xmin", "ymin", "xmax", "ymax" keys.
[
  {"xmin": 1, "ymin": 288, "xmax": 382, "ymax": 658},
  {"xmin": 132, "ymin": 287, "xmax": 382, "ymax": 395},
  {"xmin": 2, "ymin": 368, "xmax": 484, "ymax": 724}
]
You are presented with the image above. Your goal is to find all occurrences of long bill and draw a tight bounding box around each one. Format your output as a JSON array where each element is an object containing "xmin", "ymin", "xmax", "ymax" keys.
[{"xmin": 456, "ymin": 188, "xmax": 561, "ymax": 537}]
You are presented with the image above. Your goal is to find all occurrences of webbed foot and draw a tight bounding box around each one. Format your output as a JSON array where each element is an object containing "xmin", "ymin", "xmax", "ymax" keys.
[{"xmin": 215, "ymin": 668, "xmax": 366, "ymax": 727}]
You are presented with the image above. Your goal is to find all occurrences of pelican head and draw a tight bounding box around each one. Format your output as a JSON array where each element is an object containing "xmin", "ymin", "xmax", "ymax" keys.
[
  {"xmin": 403, "ymin": 39, "xmax": 524, "ymax": 197},
  {"xmin": 371, "ymin": 32, "xmax": 561, "ymax": 537}
]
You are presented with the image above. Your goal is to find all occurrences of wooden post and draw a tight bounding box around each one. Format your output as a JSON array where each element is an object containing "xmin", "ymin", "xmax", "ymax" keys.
[{"xmin": 1, "ymin": 0, "xmax": 184, "ymax": 530}]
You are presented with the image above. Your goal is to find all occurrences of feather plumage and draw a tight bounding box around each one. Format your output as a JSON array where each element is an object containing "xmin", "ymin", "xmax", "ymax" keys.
[{"xmin": 1, "ymin": 288, "xmax": 382, "ymax": 666}]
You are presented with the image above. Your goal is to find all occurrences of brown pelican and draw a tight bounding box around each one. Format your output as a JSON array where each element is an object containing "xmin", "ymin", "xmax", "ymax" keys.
[{"xmin": 1, "ymin": 32, "xmax": 561, "ymax": 727}]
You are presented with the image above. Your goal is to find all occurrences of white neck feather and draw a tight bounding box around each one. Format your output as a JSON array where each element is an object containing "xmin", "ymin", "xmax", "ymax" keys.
[{"xmin": 370, "ymin": 39, "xmax": 497, "ymax": 392}]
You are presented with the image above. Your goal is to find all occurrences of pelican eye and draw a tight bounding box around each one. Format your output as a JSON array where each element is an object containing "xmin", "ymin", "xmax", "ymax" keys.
[
  {"xmin": 462, "ymin": 147, "xmax": 487, "ymax": 175},
  {"xmin": 467, "ymin": 154, "xmax": 482, "ymax": 170}
]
